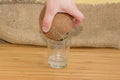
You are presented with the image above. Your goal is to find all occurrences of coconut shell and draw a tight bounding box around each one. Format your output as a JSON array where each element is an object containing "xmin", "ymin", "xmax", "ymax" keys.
[{"xmin": 39, "ymin": 7, "xmax": 73, "ymax": 41}]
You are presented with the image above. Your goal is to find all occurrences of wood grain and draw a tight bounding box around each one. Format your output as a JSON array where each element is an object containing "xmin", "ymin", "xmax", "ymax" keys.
[{"xmin": 0, "ymin": 44, "xmax": 120, "ymax": 80}]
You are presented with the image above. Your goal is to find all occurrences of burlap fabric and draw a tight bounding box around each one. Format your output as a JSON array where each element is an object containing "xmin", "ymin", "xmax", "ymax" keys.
[{"xmin": 0, "ymin": 2, "xmax": 120, "ymax": 49}]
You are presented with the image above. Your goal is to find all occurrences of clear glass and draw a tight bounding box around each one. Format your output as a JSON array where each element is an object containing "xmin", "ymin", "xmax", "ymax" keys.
[{"xmin": 47, "ymin": 39, "xmax": 70, "ymax": 68}]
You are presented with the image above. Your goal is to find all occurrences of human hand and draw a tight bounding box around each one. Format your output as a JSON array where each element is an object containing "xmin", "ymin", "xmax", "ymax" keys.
[{"xmin": 42, "ymin": 0, "xmax": 84, "ymax": 32}]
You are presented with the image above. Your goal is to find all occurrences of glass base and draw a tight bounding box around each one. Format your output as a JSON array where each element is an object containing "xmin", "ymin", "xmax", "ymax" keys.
[{"xmin": 48, "ymin": 55, "xmax": 67, "ymax": 68}]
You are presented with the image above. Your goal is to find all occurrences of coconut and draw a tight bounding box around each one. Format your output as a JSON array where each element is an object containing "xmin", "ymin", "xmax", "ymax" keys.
[{"xmin": 39, "ymin": 7, "xmax": 73, "ymax": 41}]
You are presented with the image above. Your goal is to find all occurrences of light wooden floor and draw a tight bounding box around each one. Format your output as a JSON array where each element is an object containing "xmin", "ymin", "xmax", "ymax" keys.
[{"xmin": 0, "ymin": 44, "xmax": 120, "ymax": 80}]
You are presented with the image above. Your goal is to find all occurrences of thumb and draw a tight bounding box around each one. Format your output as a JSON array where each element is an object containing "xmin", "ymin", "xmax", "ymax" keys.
[{"xmin": 42, "ymin": 9, "xmax": 56, "ymax": 33}]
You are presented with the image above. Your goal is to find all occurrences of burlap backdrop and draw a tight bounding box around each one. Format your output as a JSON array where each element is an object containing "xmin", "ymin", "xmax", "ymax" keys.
[{"xmin": 0, "ymin": 2, "xmax": 120, "ymax": 49}]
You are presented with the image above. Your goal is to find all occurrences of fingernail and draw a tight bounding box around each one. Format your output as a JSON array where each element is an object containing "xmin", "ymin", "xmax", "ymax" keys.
[{"xmin": 42, "ymin": 26, "xmax": 49, "ymax": 32}]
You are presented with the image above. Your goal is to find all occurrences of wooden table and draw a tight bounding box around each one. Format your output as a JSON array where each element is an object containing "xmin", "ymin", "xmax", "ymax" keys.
[{"xmin": 0, "ymin": 44, "xmax": 120, "ymax": 80}]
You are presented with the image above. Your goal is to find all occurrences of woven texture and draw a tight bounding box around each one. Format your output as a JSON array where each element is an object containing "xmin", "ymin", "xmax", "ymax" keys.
[{"xmin": 0, "ymin": 2, "xmax": 120, "ymax": 49}]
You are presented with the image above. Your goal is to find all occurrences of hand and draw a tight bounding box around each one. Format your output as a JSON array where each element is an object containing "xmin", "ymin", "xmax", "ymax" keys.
[{"xmin": 42, "ymin": 0, "xmax": 84, "ymax": 32}]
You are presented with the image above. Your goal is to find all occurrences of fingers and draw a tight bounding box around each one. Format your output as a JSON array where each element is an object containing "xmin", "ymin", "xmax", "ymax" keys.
[
  {"xmin": 66, "ymin": 6, "xmax": 84, "ymax": 27},
  {"xmin": 73, "ymin": 19, "xmax": 81, "ymax": 27},
  {"xmin": 42, "ymin": 8, "xmax": 57, "ymax": 32},
  {"xmin": 74, "ymin": 10, "xmax": 84, "ymax": 27},
  {"xmin": 72, "ymin": 8, "xmax": 84, "ymax": 27}
]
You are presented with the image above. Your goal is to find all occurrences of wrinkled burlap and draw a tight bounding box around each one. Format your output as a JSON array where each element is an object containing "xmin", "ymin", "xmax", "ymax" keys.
[{"xmin": 0, "ymin": 3, "xmax": 120, "ymax": 49}]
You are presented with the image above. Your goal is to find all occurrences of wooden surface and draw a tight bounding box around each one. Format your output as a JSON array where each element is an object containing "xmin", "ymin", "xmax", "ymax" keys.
[{"xmin": 0, "ymin": 44, "xmax": 120, "ymax": 80}]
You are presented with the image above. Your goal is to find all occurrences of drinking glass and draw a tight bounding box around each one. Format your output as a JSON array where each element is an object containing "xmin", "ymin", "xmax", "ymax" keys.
[{"xmin": 47, "ymin": 39, "xmax": 70, "ymax": 68}]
